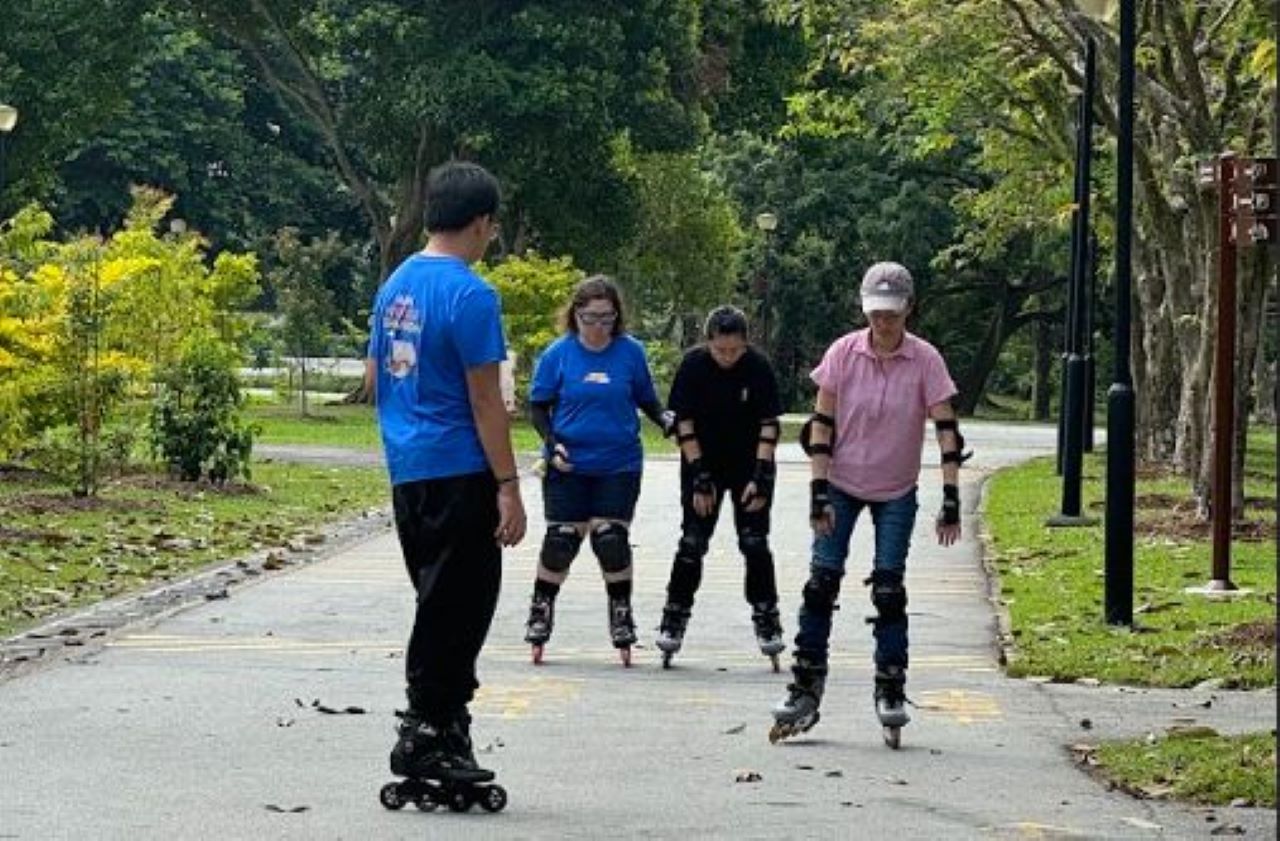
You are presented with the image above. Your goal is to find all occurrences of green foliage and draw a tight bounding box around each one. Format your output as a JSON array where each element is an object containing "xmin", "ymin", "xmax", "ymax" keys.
[
  {"xmin": 615, "ymin": 152, "xmax": 744, "ymax": 345},
  {"xmin": 0, "ymin": 190, "xmax": 260, "ymax": 492},
  {"xmin": 0, "ymin": 0, "xmax": 152, "ymax": 209},
  {"xmin": 151, "ymin": 341, "xmax": 256, "ymax": 483},
  {"xmin": 268, "ymin": 228, "xmax": 349, "ymax": 415},
  {"xmin": 480, "ymin": 252, "xmax": 583, "ymax": 399},
  {"xmin": 26, "ymin": 424, "xmax": 138, "ymax": 496}
]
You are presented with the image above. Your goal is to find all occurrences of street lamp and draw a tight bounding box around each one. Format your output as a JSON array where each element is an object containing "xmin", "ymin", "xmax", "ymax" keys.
[
  {"xmin": 1079, "ymin": 0, "xmax": 1135, "ymax": 625},
  {"xmin": 0, "ymin": 103, "xmax": 19, "ymax": 215},
  {"xmin": 755, "ymin": 212, "xmax": 779, "ymax": 355}
]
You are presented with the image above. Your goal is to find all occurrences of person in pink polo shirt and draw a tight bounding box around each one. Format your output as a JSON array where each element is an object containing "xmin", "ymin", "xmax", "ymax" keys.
[{"xmin": 769, "ymin": 262, "xmax": 969, "ymax": 748}]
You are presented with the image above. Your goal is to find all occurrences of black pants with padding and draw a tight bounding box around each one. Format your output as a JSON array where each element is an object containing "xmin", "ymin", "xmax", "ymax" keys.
[{"xmin": 392, "ymin": 472, "xmax": 501, "ymax": 722}]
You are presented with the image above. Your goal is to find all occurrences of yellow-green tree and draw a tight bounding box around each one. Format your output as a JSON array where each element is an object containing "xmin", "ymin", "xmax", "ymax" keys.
[{"xmin": 0, "ymin": 188, "xmax": 258, "ymax": 492}]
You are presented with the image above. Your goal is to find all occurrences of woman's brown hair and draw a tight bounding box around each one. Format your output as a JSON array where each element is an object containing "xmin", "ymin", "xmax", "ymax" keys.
[{"xmin": 561, "ymin": 274, "xmax": 627, "ymax": 336}]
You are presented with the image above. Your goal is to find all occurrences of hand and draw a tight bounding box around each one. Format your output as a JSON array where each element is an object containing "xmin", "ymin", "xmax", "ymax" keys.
[
  {"xmin": 935, "ymin": 483, "xmax": 960, "ymax": 547},
  {"xmin": 660, "ymin": 410, "xmax": 677, "ymax": 438},
  {"xmin": 690, "ymin": 459, "xmax": 717, "ymax": 518},
  {"xmin": 741, "ymin": 458, "xmax": 775, "ymax": 513},
  {"xmin": 549, "ymin": 443, "xmax": 574, "ymax": 473},
  {"xmin": 810, "ymin": 479, "xmax": 835, "ymax": 536},
  {"xmin": 495, "ymin": 482, "xmax": 527, "ymax": 547}
]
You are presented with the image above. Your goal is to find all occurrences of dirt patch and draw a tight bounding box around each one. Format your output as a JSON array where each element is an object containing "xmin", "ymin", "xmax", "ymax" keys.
[
  {"xmin": 0, "ymin": 494, "xmax": 137, "ymax": 516},
  {"xmin": 1087, "ymin": 493, "xmax": 1276, "ymax": 543},
  {"xmin": 1202, "ymin": 620, "xmax": 1278, "ymax": 650},
  {"xmin": 108, "ymin": 474, "xmax": 266, "ymax": 497},
  {"xmin": 0, "ymin": 526, "xmax": 70, "ymax": 544}
]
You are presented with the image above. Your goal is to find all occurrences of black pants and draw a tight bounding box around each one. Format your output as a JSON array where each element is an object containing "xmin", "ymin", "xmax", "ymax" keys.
[
  {"xmin": 665, "ymin": 461, "xmax": 778, "ymax": 608},
  {"xmin": 392, "ymin": 472, "xmax": 501, "ymax": 722}
]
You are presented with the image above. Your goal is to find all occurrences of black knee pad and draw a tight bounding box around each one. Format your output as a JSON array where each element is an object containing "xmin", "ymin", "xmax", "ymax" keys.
[
  {"xmin": 867, "ymin": 570, "xmax": 907, "ymax": 623},
  {"xmin": 738, "ymin": 530, "xmax": 772, "ymax": 564},
  {"xmin": 591, "ymin": 522, "xmax": 632, "ymax": 573},
  {"xmin": 801, "ymin": 568, "xmax": 842, "ymax": 615},
  {"xmin": 540, "ymin": 524, "xmax": 582, "ymax": 573},
  {"xmin": 676, "ymin": 527, "xmax": 708, "ymax": 565}
]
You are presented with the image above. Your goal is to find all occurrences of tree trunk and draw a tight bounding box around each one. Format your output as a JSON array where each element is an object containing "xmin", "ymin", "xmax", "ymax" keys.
[
  {"xmin": 1031, "ymin": 318, "xmax": 1053, "ymax": 421},
  {"xmin": 954, "ymin": 282, "xmax": 1019, "ymax": 416}
]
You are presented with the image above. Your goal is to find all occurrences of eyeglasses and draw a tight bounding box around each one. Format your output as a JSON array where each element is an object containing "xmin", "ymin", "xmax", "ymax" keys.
[{"xmin": 576, "ymin": 310, "xmax": 617, "ymax": 326}]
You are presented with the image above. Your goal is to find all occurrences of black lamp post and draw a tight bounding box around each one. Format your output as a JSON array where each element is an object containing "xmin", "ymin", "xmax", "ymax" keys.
[
  {"xmin": 1049, "ymin": 37, "xmax": 1097, "ymax": 527},
  {"xmin": 0, "ymin": 104, "xmax": 18, "ymax": 214},
  {"xmin": 1081, "ymin": 0, "xmax": 1136, "ymax": 626},
  {"xmin": 755, "ymin": 211, "xmax": 779, "ymax": 356}
]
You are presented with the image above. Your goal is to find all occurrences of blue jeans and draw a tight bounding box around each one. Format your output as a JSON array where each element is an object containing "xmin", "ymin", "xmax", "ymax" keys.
[{"xmin": 794, "ymin": 486, "xmax": 918, "ymax": 671}]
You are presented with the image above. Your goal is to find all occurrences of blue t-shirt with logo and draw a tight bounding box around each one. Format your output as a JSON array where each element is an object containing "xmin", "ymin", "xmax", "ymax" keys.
[
  {"xmin": 529, "ymin": 334, "xmax": 658, "ymax": 475},
  {"xmin": 368, "ymin": 254, "xmax": 506, "ymax": 485}
]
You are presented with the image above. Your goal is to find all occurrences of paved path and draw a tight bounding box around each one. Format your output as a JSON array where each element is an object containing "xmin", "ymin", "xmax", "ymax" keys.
[{"xmin": 0, "ymin": 422, "xmax": 1274, "ymax": 839}]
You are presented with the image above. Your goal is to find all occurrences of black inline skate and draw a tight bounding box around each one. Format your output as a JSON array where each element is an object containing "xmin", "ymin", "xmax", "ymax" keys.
[
  {"xmin": 874, "ymin": 665, "xmax": 911, "ymax": 749},
  {"xmin": 524, "ymin": 591, "xmax": 555, "ymax": 665},
  {"xmin": 654, "ymin": 602, "xmax": 691, "ymax": 669},
  {"xmin": 380, "ymin": 710, "xmax": 507, "ymax": 813},
  {"xmin": 608, "ymin": 596, "xmax": 637, "ymax": 667},
  {"xmin": 768, "ymin": 659, "xmax": 826, "ymax": 743},
  {"xmin": 751, "ymin": 602, "xmax": 785, "ymax": 672}
]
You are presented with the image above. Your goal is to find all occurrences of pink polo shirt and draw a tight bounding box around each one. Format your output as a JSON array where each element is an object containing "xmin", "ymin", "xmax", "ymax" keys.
[{"xmin": 811, "ymin": 329, "xmax": 957, "ymax": 501}]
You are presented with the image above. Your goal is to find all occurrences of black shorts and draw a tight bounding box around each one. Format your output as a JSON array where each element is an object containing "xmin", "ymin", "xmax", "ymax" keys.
[{"xmin": 543, "ymin": 470, "xmax": 641, "ymax": 523}]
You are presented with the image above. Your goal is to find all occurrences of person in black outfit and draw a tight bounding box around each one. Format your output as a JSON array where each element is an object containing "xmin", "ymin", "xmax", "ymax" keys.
[{"xmin": 655, "ymin": 306, "xmax": 785, "ymax": 669}]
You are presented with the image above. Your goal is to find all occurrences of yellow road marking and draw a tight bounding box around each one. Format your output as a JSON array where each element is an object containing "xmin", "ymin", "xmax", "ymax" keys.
[{"xmin": 915, "ymin": 689, "xmax": 1002, "ymax": 724}]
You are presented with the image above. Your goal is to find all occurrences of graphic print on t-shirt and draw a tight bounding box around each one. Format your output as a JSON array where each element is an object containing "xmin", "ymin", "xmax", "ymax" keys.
[{"xmin": 382, "ymin": 294, "xmax": 421, "ymax": 379}]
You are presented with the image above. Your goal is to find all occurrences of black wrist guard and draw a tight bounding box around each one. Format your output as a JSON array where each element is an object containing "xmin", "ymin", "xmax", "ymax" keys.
[
  {"xmin": 810, "ymin": 478, "xmax": 831, "ymax": 521},
  {"xmin": 689, "ymin": 458, "xmax": 716, "ymax": 497},
  {"xmin": 939, "ymin": 483, "xmax": 960, "ymax": 526},
  {"xmin": 748, "ymin": 458, "xmax": 776, "ymax": 503}
]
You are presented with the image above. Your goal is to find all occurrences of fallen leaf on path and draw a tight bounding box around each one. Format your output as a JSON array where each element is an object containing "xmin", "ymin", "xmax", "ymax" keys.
[
  {"xmin": 1121, "ymin": 817, "xmax": 1162, "ymax": 831},
  {"xmin": 264, "ymin": 804, "xmax": 310, "ymax": 813},
  {"xmin": 1210, "ymin": 825, "xmax": 1245, "ymax": 836},
  {"xmin": 734, "ymin": 770, "xmax": 762, "ymax": 783},
  {"xmin": 722, "ymin": 723, "xmax": 746, "ymax": 735}
]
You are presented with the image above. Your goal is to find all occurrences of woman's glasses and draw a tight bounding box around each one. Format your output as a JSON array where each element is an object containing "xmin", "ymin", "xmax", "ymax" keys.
[{"xmin": 576, "ymin": 310, "xmax": 617, "ymax": 326}]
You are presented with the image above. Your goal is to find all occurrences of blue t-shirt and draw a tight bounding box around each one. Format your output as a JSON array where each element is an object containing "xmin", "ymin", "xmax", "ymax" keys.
[
  {"xmin": 368, "ymin": 254, "xmax": 506, "ymax": 485},
  {"xmin": 529, "ymin": 334, "xmax": 658, "ymax": 475}
]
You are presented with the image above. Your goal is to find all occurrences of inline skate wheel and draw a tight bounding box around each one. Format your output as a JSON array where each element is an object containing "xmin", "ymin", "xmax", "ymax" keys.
[
  {"xmin": 379, "ymin": 782, "xmax": 405, "ymax": 810},
  {"xmin": 447, "ymin": 789, "xmax": 472, "ymax": 812},
  {"xmin": 480, "ymin": 785, "xmax": 508, "ymax": 813}
]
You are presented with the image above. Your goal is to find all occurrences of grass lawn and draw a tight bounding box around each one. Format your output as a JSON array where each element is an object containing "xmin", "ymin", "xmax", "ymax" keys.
[
  {"xmin": 1090, "ymin": 730, "xmax": 1277, "ymax": 808},
  {"xmin": 983, "ymin": 428, "xmax": 1276, "ymax": 689},
  {"xmin": 0, "ymin": 462, "xmax": 389, "ymax": 638}
]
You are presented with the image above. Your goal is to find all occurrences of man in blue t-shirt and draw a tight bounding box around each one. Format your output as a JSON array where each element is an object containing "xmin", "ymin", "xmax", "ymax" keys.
[{"xmin": 367, "ymin": 161, "xmax": 526, "ymax": 786}]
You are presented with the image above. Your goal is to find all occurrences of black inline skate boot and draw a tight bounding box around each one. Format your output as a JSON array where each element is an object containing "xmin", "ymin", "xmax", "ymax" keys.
[
  {"xmin": 751, "ymin": 602, "xmax": 785, "ymax": 672},
  {"xmin": 655, "ymin": 602, "xmax": 691, "ymax": 668},
  {"xmin": 381, "ymin": 710, "xmax": 507, "ymax": 814},
  {"xmin": 874, "ymin": 665, "xmax": 911, "ymax": 749},
  {"xmin": 608, "ymin": 596, "xmax": 637, "ymax": 667},
  {"xmin": 525, "ymin": 591, "xmax": 555, "ymax": 664},
  {"xmin": 769, "ymin": 658, "xmax": 827, "ymax": 743}
]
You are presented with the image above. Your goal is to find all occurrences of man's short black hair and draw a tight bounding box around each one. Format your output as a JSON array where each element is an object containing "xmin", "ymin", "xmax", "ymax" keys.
[
  {"xmin": 424, "ymin": 161, "xmax": 501, "ymax": 233},
  {"xmin": 704, "ymin": 305, "xmax": 749, "ymax": 339}
]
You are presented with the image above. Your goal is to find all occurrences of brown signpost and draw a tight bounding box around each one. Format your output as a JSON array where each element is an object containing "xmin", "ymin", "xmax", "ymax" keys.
[{"xmin": 1200, "ymin": 154, "xmax": 1278, "ymax": 592}]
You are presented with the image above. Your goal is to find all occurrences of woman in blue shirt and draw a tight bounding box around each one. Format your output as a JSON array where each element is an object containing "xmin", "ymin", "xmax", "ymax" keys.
[{"xmin": 525, "ymin": 275, "xmax": 672, "ymax": 666}]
